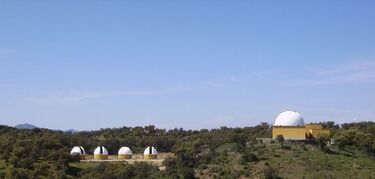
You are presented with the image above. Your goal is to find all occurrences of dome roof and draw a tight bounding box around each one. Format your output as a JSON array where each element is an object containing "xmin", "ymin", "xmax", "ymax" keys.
[
  {"xmin": 118, "ymin": 147, "xmax": 132, "ymax": 155},
  {"xmin": 70, "ymin": 146, "xmax": 85, "ymax": 155},
  {"xmin": 144, "ymin": 146, "xmax": 157, "ymax": 155},
  {"xmin": 274, "ymin": 111, "xmax": 304, "ymax": 126},
  {"xmin": 94, "ymin": 146, "xmax": 108, "ymax": 155}
]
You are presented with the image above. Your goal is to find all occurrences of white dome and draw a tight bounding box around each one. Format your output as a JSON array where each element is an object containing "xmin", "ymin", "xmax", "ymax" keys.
[
  {"xmin": 274, "ymin": 111, "xmax": 304, "ymax": 126},
  {"xmin": 94, "ymin": 146, "xmax": 108, "ymax": 155},
  {"xmin": 118, "ymin": 147, "xmax": 132, "ymax": 155},
  {"xmin": 70, "ymin": 146, "xmax": 85, "ymax": 155},
  {"xmin": 143, "ymin": 146, "xmax": 157, "ymax": 155}
]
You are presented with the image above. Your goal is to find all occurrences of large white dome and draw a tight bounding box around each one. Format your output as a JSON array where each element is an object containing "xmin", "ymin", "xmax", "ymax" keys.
[
  {"xmin": 144, "ymin": 146, "xmax": 157, "ymax": 155},
  {"xmin": 70, "ymin": 146, "xmax": 85, "ymax": 155},
  {"xmin": 274, "ymin": 111, "xmax": 304, "ymax": 126},
  {"xmin": 94, "ymin": 146, "xmax": 108, "ymax": 155},
  {"xmin": 118, "ymin": 147, "xmax": 132, "ymax": 155}
]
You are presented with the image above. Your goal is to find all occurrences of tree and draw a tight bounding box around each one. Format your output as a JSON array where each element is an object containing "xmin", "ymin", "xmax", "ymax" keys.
[
  {"xmin": 317, "ymin": 134, "xmax": 330, "ymax": 152},
  {"xmin": 321, "ymin": 121, "xmax": 339, "ymax": 129},
  {"xmin": 276, "ymin": 135, "xmax": 284, "ymax": 148},
  {"xmin": 241, "ymin": 149, "xmax": 258, "ymax": 164}
]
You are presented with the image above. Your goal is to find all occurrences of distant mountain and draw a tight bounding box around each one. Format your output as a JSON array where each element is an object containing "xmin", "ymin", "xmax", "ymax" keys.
[
  {"xmin": 13, "ymin": 123, "xmax": 78, "ymax": 132},
  {"xmin": 64, "ymin": 129, "xmax": 78, "ymax": 133},
  {"xmin": 14, "ymin": 123, "xmax": 38, "ymax": 129}
]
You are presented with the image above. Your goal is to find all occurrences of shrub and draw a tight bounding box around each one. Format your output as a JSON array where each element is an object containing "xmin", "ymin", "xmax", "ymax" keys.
[
  {"xmin": 263, "ymin": 166, "xmax": 279, "ymax": 179},
  {"xmin": 241, "ymin": 151, "xmax": 259, "ymax": 164},
  {"xmin": 276, "ymin": 135, "xmax": 284, "ymax": 148}
]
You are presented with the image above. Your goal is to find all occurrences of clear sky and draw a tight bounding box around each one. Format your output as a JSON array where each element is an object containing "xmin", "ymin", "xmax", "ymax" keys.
[{"xmin": 0, "ymin": 1, "xmax": 374, "ymax": 130}]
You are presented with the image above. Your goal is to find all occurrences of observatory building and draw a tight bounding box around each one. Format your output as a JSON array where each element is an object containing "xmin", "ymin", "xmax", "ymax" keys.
[
  {"xmin": 70, "ymin": 146, "xmax": 85, "ymax": 155},
  {"xmin": 70, "ymin": 146, "xmax": 86, "ymax": 159},
  {"xmin": 144, "ymin": 146, "xmax": 157, "ymax": 159},
  {"xmin": 272, "ymin": 111, "xmax": 330, "ymax": 140},
  {"xmin": 94, "ymin": 146, "xmax": 108, "ymax": 160},
  {"xmin": 118, "ymin": 146, "xmax": 132, "ymax": 159}
]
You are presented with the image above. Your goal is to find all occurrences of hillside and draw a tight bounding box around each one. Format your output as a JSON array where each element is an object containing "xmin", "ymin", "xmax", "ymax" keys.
[
  {"xmin": 194, "ymin": 143, "xmax": 375, "ymax": 178},
  {"xmin": 0, "ymin": 122, "xmax": 374, "ymax": 178}
]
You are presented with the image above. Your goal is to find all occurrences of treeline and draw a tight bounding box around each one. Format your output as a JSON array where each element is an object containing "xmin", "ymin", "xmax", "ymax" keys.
[
  {"xmin": 0, "ymin": 121, "xmax": 374, "ymax": 178},
  {"xmin": 333, "ymin": 121, "xmax": 375, "ymax": 156}
]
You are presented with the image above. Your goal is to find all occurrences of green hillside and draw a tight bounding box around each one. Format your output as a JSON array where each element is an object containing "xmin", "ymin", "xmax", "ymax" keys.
[
  {"xmin": 0, "ymin": 122, "xmax": 374, "ymax": 178},
  {"xmin": 194, "ymin": 143, "xmax": 375, "ymax": 178}
]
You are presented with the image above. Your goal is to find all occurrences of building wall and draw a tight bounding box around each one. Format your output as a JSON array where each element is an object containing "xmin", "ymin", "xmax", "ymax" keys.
[
  {"xmin": 118, "ymin": 154, "xmax": 132, "ymax": 159},
  {"xmin": 144, "ymin": 154, "xmax": 157, "ymax": 159},
  {"xmin": 272, "ymin": 124, "xmax": 330, "ymax": 140},
  {"xmin": 272, "ymin": 126, "xmax": 306, "ymax": 140},
  {"xmin": 305, "ymin": 124, "xmax": 322, "ymax": 130},
  {"xmin": 94, "ymin": 154, "xmax": 108, "ymax": 160}
]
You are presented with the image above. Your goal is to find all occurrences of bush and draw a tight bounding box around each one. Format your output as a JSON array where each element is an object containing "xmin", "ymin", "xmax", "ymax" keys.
[
  {"xmin": 276, "ymin": 135, "xmax": 284, "ymax": 148},
  {"xmin": 263, "ymin": 166, "xmax": 279, "ymax": 179},
  {"xmin": 5, "ymin": 167, "xmax": 31, "ymax": 179},
  {"xmin": 20, "ymin": 157, "xmax": 35, "ymax": 169},
  {"xmin": 80, "ymin": 162, "xmax": 166, "ymax": 179},
  {"xmin": 241, "ymin": 150, "xmax": 259, "ymax": 164},
  {"xmin": 317, "ymin": 134, "xmax": 330, "ymax": 152}
]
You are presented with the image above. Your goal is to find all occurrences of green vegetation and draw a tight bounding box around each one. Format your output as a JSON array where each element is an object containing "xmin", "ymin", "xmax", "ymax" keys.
[
  {"xmin": 276, "ymin": 135, "xmax": 285, "ymax": 148},
  {"xmin": 252, "ymin": 143, "xmax": 375, "ymax": 178},
  {"xmin": 0, "ymin": 121, "xmax": 374, "ymax": 178}
]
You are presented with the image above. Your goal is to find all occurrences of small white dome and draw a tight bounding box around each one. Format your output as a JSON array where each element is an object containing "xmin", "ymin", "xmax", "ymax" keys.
[
  {"xmin": 144, "ymin": 146, "xmax": 157, "ymax": 155},
  {"xmin": 70, "ymin": 146, "xmax": 85, "ymax": 155},
  {"xmin": 274, "ymin": 111, "xmax": 304, "ymax": 126},
  {"xmin": 118, "ymin": 147, "xmax": 132, "ymax": 155},
  {"xmin": 94, "ymin": 146, "xmax": 108, "ymax": 155}
]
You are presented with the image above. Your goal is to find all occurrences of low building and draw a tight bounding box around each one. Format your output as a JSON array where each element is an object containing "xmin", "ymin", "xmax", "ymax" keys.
[
  {"xmin": 70, "ymin": 146, "xmax": 86, "ymax": 159},
  {"xmin": 94, "ymin": 146, "xmax": 108, "ymax": 160},
  {"xmin": 118, "ymin": 146, "xmax": 132, "ymax": 159},
  {"xmin": 272, "ymin": 111, "xmax": 330, "ymax": 140},
  {"xmin": 70, "ymin": 146, "xmax": 85, "ymax": 155},
  {"xmin": 144, "ymin": 146, "xmax": 157, "ymax": 159}
]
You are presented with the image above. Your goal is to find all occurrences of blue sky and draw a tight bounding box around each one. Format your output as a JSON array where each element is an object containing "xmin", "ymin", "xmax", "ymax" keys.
[{"xmin": 0, "ymin": 1, "xmax": 374, "ymax": 130}]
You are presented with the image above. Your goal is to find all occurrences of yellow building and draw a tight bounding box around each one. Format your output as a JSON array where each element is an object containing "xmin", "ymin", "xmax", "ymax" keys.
[{"xmin": 272, "ymin": 111, "xmax": 330, "ymax": 140}]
